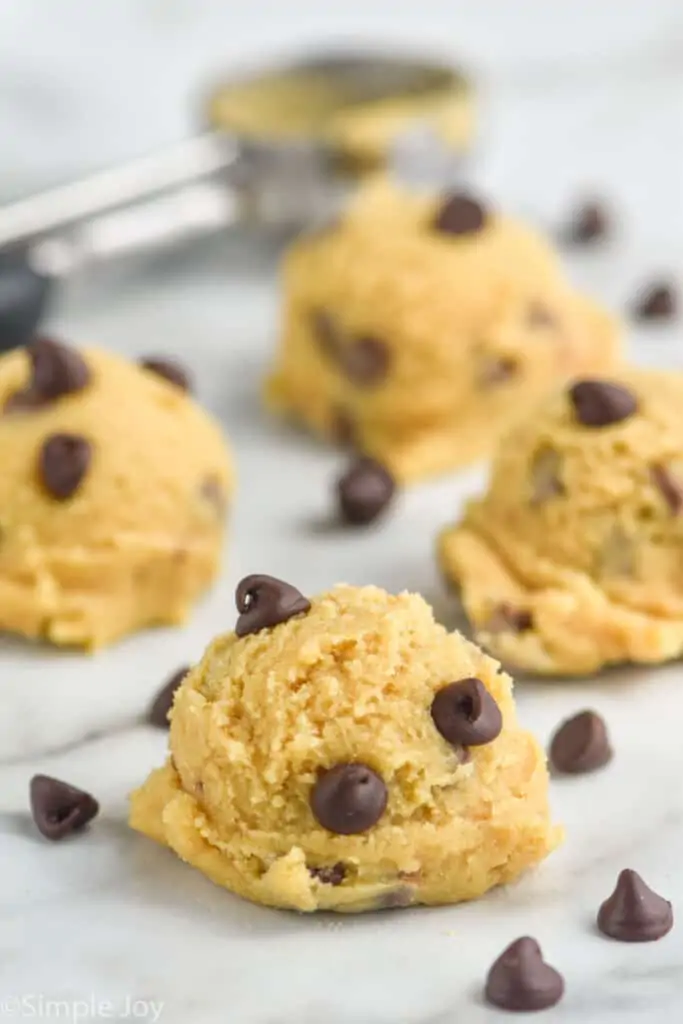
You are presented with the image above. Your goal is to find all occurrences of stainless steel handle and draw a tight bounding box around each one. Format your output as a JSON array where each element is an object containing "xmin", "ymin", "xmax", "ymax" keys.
[{"xmin": 0, "ymin": 132, "xmax": 241, "ymax": 276}]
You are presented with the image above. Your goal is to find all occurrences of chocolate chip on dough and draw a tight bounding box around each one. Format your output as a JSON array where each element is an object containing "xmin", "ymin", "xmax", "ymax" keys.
[
  {"xmin": 6, "ymin": 337, "xmax": 90, "ymax": 411},
  {"xmin": 342, "ymin": 336, "xmax": 390, "ymax": 387},
  {"xmin": 309, "ymin": 863, "xmax": 346, "ymax": 886},
  {"xmin": 569, "ymin": 379, "xmax": 637, "ymax": 427},
  {"xmin": 235, "ymin": 574, "xmax": 311, "ymax": 638},
  {"xmin": 433, "ymin": 192, "xmax": 487, "ymax": 236},
  {"xmin": 140, "ymin": 356, "xmax": 192, "ymax": 392},
  {"xmin": 431, "ymin": 678, "xmax": 503, "ymax": 747},
  {"xmin": 311, "ymin": 763, "xmax": 388, "ymax": 835},
  {"xmin": 39, "ymin": 433, "xmax": 92, "ymax": 500}
]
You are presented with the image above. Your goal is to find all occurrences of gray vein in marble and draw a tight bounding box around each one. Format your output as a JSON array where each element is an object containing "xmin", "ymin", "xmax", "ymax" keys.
[{"xmin": 0, "ymin": 716, "xmax": 143, "ymax": 767}]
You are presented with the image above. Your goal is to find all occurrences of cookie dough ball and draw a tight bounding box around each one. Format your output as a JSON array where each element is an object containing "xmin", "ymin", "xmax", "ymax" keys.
[
  {"xmin": 130, "ymin": 577, "xmax": 560, "ymax": 913},
  {"xmin": 439, "ymin": 371, "xmax": 683, "ymax": 675},
  {"xmin": 266, "ymin": 179, "xmax": 621, "ymax": 481},
  {"xmin": 0, "ymin": 338, "xmax": 233, "ymax": 648}
]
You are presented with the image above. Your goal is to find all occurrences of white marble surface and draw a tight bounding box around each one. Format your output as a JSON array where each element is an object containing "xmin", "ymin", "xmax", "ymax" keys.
[{"xmin": 1, "ymin": 3, "xmax": 683, "ymax": 1022}]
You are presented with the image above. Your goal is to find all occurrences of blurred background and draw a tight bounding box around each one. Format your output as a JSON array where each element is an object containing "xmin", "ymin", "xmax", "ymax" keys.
[
  {"xmin": 1, "ymin": 0, "xmax": 681, "ymax": 221},
  {"xmin": 0, "ymin": 0, "xmax": 680, "ymax": 363}
]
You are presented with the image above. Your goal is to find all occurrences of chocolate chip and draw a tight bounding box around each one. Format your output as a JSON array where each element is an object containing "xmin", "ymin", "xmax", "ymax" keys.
[
  {"xmin": 200, "ymin": 475, "xmax": 227, "ymax": 516},
  {"xmin": 331, "ymin": 407, "xmax": 357, "ymax": 448},
  {"xmin": 527, "ymin": 302, "xmax": 556, "ymax": 329},
  {"xmin": 477, "ymin": 354, "xmax": 517, "ymax": 387},
  {"xmin": 6, "ymin": 337, "xmax": 90, "ymax": 411},
  {"xmin": 39, "ymin": 433, "xmax": 91, "ymax": 500},
  {"xmin": 311, "ymin": 763, "xmax": 388, "ymax": 835},
  {"xmin": 235, "ymin": 574, "xmax": 311, "ymax": 638},
  {"xmin": 31, "ymin": 337, "xmax": 90, "ymax": 398},
  {"xmin": 336, "ymin": 456, "xmax": 396, "ymax": 526},
  {"xmin": 485, "ymin": 937, "xmax": 565, "ymax": 1012},
  {"xmin": 597, "ymin": 869, "xmax": 673, "ymax": 942},
  {"xmin": 312, "ymin": 309, "xmax": 342, "ymax": 361},
  {"xmin": 309, "ymin": 863, "xmax": 346, "ymax": 886},
  {"xmin": 598, "ymin": 525, "xmax": 635, "ymax": 578},
  {"xmin": 633, "ymin": 281, "xmax": 677, "ymax": 321},
  {"xmin": 651, "ymin": 464, "xmax": 683, "ymax": 514},
  {"xmin": 569, "ymin": 379, "xmax": 637, "ymax": 427},
  {"xmin": 530, "ymin": 447, "xmax": 564, "ymax": 504},
  {"xmin": 29, "ymin": 774, "xmax": 99, "ymax": 841},
  {"xmin": 140, "ymin": 356, "xmax": 192, "ymax": 392},
  {"xmin": 375, "ymin": 886, "xmax": 415, "ymax": 910},
  {"xmin": 433, "ymin": 192, "xmax": 487, "ymax": 236},
  {"xmin": 147, "ymin": 665, "xmax": 190, "ymax": 728},
  {"xmin": 341, "ymin": 336, "xmax": 390, "ymax": 387},
  {"xmin": 549, "ymin": 710, "xmax": 612, "ymax": 774},
  {"xmin": 485, "ymin": 603, "xmax": 534, "ymax": 634},
  {"xmin": 431, "ymin": 678, "xmax": 503, "ymax": 748},
  {"xmin": 4, "ymin": 389, "xmax": 40, "ymax": 413},
  {"xmin": 565, "ymin": 200, "xmax": 610, "ymax": 244}
]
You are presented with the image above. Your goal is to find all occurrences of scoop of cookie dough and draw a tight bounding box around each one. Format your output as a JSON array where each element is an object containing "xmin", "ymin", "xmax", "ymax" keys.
[
  {"xmin": 266, "ymin": 179, "xmax": 621, "ymax": 481},
  {"xmin": 130, "ymin": 577, "xmax": 559, "ymax": 913},
  {"xmin": 439, "ymin": 370, "xmax": 683, "ymax": 675},
  {"xmin": 0, "ymin": 338, "xmax": 232, "ymax": 648}
]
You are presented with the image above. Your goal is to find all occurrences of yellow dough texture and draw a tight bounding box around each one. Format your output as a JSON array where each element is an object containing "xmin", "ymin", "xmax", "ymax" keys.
[
  {"xmin": 130, "ymin": 583, "xmax": 560, "ymax": 913},
  {"xmin": 266, "ymin": 179, "xmax": 621, "ymax": 481},
  {"xmin": 0, "ymin": 344, "xmax": 233, "ymax": 648},
  {"xmin": 439, "ymin": 369, "xmax": 683, "ymax": 676}
]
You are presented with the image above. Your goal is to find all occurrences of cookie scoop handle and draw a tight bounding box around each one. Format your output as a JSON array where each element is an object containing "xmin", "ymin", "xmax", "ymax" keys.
[
  {"xmin": 0, "ymin": 133, "xmax": 240, "ymax": 280},
  {"xmin": 0, "ymin": 132, "xmax": 239, "ymax": 351}
]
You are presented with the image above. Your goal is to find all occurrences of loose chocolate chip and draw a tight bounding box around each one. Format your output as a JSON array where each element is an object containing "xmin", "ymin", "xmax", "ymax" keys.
[
  {"xmin": 311, "ymin": 309, "xmax": 342, "ymax": 361},
  {"xmin": 651, "ymin": 464, "xmax": 683, "ymax": 514},
  {"xmin": 336, "ymin": 456, "xmax": 396, "ymax": 526},
  {"xmin": 431, "ymin": 678, "xmax": 503, "ymax": 747},
  {"xmin": 29, "ymin": 774, "xmax": 99, "ymax": 841},
  {"xmin": 6, "ymin": 337, "xmax": 90, "ymax": 411},
  {"xmin": 311, "ymin": 763, "xmax": 388, "ymax": 835},
  {"xmin": 569, "ymin": 379, "xmax": 637, "ymax": 427},
  {"xmin": 485, "ymin": 603, "xmax": 534, "ymax": 634},
  {"xmin": 633, "ymin": 281, "xmax": 677, "ymax": 321},
  {"xmin": 341, "ymin": 336, "xmax": 390, "ymax": 387},
  {"xmin": 140, "ymin": 356, "xmax": 192, "ymax": 392},
  {"xmin": 598, "ymin": 869, "xmax": 673, "ymax": 942},
  {"xmin": 235, "ymin": 574, "xmax": 311, "ymax": 638},
  {"xmin": 549, "ymin": 710, "xmax": 612, "ymax": 774},
  {"xmin": 147, "ymin": 665, "xmax": 190, "ymax": 728},
  {"xmin": 485, "ymin": 937, "xmax": 565, "ymax": 1012},
  {"xmin": 39, "ymin": 433, "xmax": 91, "ymax": 500},
  {"xmin": 565, "ymin": 200, "xmax": 610, "ymax": 244},
  {"xmin": 433, "ymin": 191, "xmax": 487, "ymax": 236},
  {"xmin": 309, "ymin": 863, "xmax": 346, "ymax": 886},
  {"xmin": 530, "ymin": 447, "xmax": 564, "ymax": 504}
]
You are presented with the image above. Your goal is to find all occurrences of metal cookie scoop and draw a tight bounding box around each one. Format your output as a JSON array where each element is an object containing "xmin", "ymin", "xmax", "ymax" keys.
[{"xmin": 0, "ymin": 51, "xmax": 472, "ymax": 350}]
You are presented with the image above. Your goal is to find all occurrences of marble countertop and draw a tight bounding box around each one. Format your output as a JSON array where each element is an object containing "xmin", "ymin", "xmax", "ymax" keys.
[{"xmin": 1, "ymin": 3, "xmax": 682, "ymax": 1022}]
